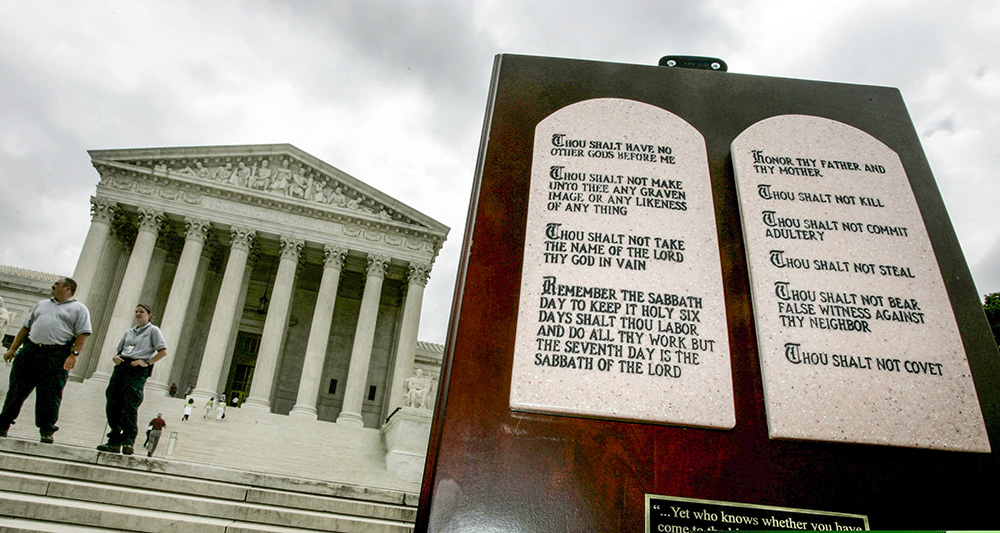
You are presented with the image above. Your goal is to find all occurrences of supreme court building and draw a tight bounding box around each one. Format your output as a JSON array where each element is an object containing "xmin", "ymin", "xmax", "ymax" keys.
[{"xmin": 70, "ymin": 144, "xmax": 449, "ymax": 429}]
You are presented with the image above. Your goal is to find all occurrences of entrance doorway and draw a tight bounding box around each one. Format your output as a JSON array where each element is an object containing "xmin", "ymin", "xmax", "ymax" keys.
[{"xmin": 226, "ymin": 332, "xmax": 260, "ymax": 405}]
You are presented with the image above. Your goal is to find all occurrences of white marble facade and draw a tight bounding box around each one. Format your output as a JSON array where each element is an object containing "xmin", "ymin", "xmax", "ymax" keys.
[
  {"xmin": 0, "ymin": 266, "xmax": 60, "ymax": 348},
  {"xmin": 70, "ymin": 144, "xmax": 448, "ymax": 429}
]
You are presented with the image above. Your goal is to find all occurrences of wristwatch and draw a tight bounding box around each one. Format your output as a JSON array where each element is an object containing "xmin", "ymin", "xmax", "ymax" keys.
[{"xmin": 71, "ymin": 351, "xmax": 80, "ymax": 356}]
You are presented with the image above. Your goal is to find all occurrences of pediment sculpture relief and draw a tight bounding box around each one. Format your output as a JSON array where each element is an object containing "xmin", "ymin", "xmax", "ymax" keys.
[{"xmin": 145, "ymin": 157, "xmax": 411, "ymax": 224}]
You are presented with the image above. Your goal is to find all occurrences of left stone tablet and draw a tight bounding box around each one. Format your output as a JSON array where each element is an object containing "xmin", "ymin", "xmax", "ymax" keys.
[{"xmin": 510, "ymin": 98, "xmax": 735, "ymax": 429}]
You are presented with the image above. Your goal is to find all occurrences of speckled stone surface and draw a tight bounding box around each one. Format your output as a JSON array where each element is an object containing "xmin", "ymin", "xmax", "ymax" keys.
[
  {"xmin": 510, "ymin": 98, "xmax": 734, "ymax": 429},
  {"xmin": 732, "ymin": 114, "xmax": 989, "ymax": 451}
]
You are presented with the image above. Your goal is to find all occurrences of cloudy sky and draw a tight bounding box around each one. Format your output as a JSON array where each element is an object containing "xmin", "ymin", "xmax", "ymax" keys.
[{"xmin": 1, "ymin": 1, "xmax": 998, "ymax": 344}]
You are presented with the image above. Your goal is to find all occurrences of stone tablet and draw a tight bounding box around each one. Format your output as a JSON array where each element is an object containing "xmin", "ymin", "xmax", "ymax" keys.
[
  {"xmin": 510, "ymin": 98, "xmax": 734, "ymax": 428},
  {"xmin": 732, "ymin": 114, "xmax": 989, "ymax": 451}
]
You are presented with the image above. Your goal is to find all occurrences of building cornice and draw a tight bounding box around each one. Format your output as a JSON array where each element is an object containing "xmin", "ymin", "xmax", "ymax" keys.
[{"xmin": 88, "ymin": 144, "xmax": 449, "ymax": 262}]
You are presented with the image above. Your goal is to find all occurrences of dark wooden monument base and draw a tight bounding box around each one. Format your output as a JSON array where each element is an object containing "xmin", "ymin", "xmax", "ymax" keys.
[{"xmin": 417, "ymin": 54, "xmax": 1000, "ymax": 530}]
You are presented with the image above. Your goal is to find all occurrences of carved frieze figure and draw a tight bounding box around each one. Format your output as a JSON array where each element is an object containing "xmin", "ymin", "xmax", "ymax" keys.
[
  {"xmin": 109, "ymin": 175, "xmax": 134, "ymax": 191},
  {"xmin": 312, "ymin": 180, "xmax": 326, "ymax": 202},
  {"xmin": 320, "ymin": 185, "xmax": 335, "ymax": 204},
  {"xmin": 270, "ymin": 159, "xmax": 291, "ymax": 195},
  {"xmin": 195, "ymin": 161, "xmax": 210, "ymax": 180},
  {"xmin": 249, "ymin": 159, "xmax": 272, "ymax": 190},
  {"xmin": 178, "ymin": 162, "xmax": 198, "ymax": 178},
  {"xmin": 136, "ymin": 181, "xmax": 161, "ymax": 196},
  {"xmin": 289, "ymin": 165, "xmax": 308, "ymax": 199},
  {"xmin": 404, "ymin": 369, "xmax": 432, "ymax": 409},
  {"xmin": 214, "ymin": 162, "xmax": 234, "ymax": 182},
  {"xmin": 0, "ymin": 297, "xmax": 12, "ymax": 340},
  {"xmin": 229, "ymin": 161, "xmax": 251, "ymax": 187},
  {"xmin": 330, "ymin": 187, "xmax": 347, "ymax": 207}
]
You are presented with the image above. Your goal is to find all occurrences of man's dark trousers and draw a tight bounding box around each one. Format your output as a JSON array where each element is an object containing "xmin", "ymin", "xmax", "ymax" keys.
[
  {"xmin": 104, "ymin": 362, "xmax": 149, "ymax": 446},
  {"xmin": 0, "ymin": 341, "xmax": 70, "ymax": 436}
]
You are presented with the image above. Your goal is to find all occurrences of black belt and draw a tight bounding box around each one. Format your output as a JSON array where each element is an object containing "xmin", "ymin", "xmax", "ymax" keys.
[
  {"xmin": 117, "ymin": 357, "xmax": 154, "ymax": 374},
  {"xmin": 26, "ymin": 339, "xmax": 71, "ymax": 353}
]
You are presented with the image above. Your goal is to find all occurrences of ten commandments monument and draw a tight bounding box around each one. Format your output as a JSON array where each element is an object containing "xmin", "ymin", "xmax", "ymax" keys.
[{"xmin": 418, "ymin": 54, "xmax": 999, "ymax": 530}]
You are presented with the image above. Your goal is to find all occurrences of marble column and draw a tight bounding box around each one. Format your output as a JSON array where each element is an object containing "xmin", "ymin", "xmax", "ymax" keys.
[
  {"xmin": 243, "ymin": 236, "xmax": 304, "ymax": 412},
  {"xmin": 387, "ymin": 262, "xmax": 431, "ymax": 414},
  {"xmin": 83, "ymin": 239, "xmax": 129, "ymax": 379},
  {"xmin": 139, "ymin": 245, "xmax": 168, "ymax": 309},
  {"xmin": 337, "ymin": 253, "xmax": 390, "ymax": 427},
  {"xmin": 191, "ymin": 226, "xmax": 256, "ymax": 403},
  {"xmin": 173, "ymin": 247, "xmax": 211, "ymax": 389},
  {"xmin": 70, "ymin": 230, "xmax": 123, "ymax": 382},
  {"xmin": 90, "ymin": 207, "xmax": 165, "ymax": 381},
  {"xmin": 290, "ymin": 245, "xmax": 347, "ymax": 419},
  {"xmin": 72, "ymin": 197, "xmax": 116, "ymax": 307},
  {"xmin": 148, "ymin": 217, "xmax": 211, "ymax": 391}
]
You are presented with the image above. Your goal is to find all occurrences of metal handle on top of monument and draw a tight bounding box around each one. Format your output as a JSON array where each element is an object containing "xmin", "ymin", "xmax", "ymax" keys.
[{"xmin": 659, "ymin": 55, "xmax": 727, "ymax": 72}]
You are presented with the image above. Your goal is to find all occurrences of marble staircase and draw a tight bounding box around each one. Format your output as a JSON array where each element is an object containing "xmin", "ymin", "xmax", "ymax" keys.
[
  {"xmin": 0, "ymin": 439, "xmax": 416, "ymax": 531},
  {"xmin": 0, "ymin": 378, "xmax": 423, "ymax": 531}
]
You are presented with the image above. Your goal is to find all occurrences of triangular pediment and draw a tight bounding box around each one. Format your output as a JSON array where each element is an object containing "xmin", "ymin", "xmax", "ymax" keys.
[{"xmin": 87, "ymin": 144, "xmax": 448, "ymax": 237}]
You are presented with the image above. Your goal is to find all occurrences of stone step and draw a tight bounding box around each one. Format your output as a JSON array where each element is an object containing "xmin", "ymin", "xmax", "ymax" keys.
[
  {"xmin": 0, "ymin": 442, "xmax": 417, "ymax": 510},
  {"xmin": 0, "ymin": 438, "xmax": 418, "ymax": 507},
  {"xmin": 0, "ymin": 516, "xmax": 356, "ymax": 533},
  {"xmin": 0, "ymin": 483, "xmax": 412, "ymax": 532},
  {"xmin": 0, "ymin": 468, "xmax": 414, "ymax": 527},
  {"xmin": 1, "ymin": 380, "xmax": 421, "ymax": 493},
  {"xmin": 0, "ymin": 516, "xmax": 113, "ymax": 532},
  {"xmin": 0, "ymin": 444, "xmax": 416, "ymax": 532},
  {"xmin": 0, "ymin": 490, "xmax": 238, "ymax": 533},
  {"xmin": 1, "ymin": 489, "xmax": 397, "ymax": 532},
  {"xmin": 0, "ymin": 449, "xmax": 249, "ymax": 501}
]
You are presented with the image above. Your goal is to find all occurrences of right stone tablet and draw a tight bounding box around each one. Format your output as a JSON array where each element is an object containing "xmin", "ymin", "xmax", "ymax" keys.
[{"xmin": 732, "ymin": 114, "xmax": 989, "ymax": 452}]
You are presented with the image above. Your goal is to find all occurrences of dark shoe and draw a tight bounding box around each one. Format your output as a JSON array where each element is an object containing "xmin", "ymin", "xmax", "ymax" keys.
[
  {"xmin": 40, "ymin": 434, "xmax": 54, "ymax": 444},
  {"xmin": 147, "ymin": 452, "xmax": 153, "ymax": 457},
  {"xmin": 97, "ymin": 443, "xmax": 121, "ymax": 453},
  {"xmin": 0, "ymin": 426, "xmax": 8, "ymax": 438},
  {"xmin": 122, "ymin": 445, "xmax": 134, "ymax": 455}
]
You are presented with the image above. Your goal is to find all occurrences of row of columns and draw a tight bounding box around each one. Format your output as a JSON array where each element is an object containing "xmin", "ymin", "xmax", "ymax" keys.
[{"xmin": 72, "ymin": 197, "xmax": 431, "ymax": 424}]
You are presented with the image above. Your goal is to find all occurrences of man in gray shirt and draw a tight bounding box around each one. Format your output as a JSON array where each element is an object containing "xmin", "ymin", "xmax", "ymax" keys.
[{"xmin": 1, "ymin": 277, "xmax": 91, "ymax": 443}]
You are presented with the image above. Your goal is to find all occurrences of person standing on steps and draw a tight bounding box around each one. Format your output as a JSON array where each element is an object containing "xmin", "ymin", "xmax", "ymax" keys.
[
  {"xmin": 204, "ymin": 397, "xmax": 214, "ymax": 418},
  {"xmin": 182, "ymin": 398, "xmax": 194, "ymax": 421},
  {"xmin": 145, "ymin": 413, "xmax": 166, "ymax": 457},
  {"xmin": 97, "ymin": 304, "xmax": 167, "ymax": 455},
  {"xmin": 0, "ymin": 277, "xmax": 91, "ymax": 444}
]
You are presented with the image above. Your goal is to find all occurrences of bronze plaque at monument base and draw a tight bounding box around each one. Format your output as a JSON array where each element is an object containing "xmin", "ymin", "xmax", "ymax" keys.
[
  {"xmin": 646, "ymin": 494, "xmax": 868, "ymax": 531},
  {"xmin": 418, "ymin": 54, "xmax": 999, "ymax": 530}
]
